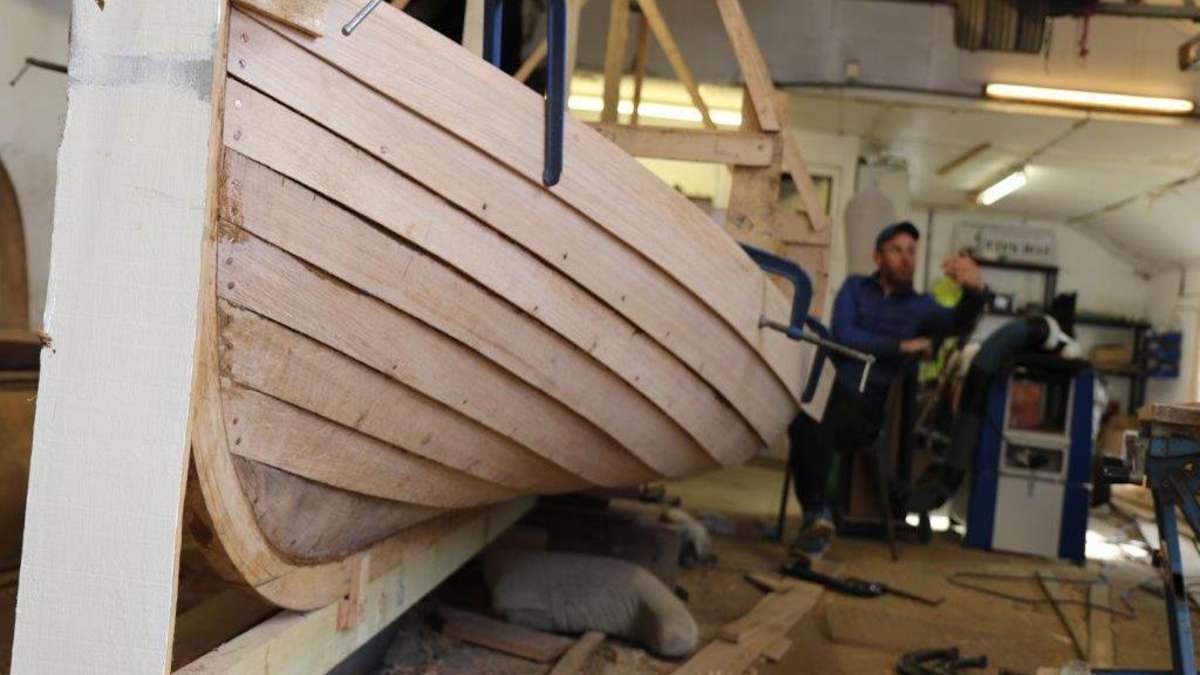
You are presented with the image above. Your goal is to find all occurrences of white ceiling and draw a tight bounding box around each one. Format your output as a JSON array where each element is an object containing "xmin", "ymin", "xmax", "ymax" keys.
[{"xmin": 570, "ymin": 0, "xmax": 1200, "ymax": 272}]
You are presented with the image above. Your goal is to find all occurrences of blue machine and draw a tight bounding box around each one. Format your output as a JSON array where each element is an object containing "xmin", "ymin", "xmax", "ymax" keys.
[{"xmin": 965, "ymin": 355, "xmax": 1094, "ymax": 562}]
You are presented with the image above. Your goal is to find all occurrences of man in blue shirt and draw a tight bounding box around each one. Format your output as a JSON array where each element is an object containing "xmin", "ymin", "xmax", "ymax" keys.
[{"xmin": 789, "ymin": 221, "xmax": 986, "ymax": 555}]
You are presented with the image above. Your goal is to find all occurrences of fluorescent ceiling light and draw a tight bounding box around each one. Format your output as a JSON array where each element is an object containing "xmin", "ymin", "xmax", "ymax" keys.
[
  {"xmin": 567, "ymin": 95, "xmax": 743, "ymax": 127},
  {"xmin": 985, "ymin": 83, "xmax": 1195, "ymax": 115},
  {"xmin": 977, "ymin": 169, "xmax": 1027, "ymax": 206}
]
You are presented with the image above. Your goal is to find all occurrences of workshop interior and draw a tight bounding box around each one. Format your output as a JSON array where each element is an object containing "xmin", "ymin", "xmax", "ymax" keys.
[{"xmin": 6, "ymin": 0, "xmax": 1200, "ymax": 673}]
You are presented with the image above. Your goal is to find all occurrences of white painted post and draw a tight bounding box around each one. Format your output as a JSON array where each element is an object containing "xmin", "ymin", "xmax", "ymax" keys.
[{"xmin": 12, "ymin": 1, "xmax": 227, "ymax": 672}]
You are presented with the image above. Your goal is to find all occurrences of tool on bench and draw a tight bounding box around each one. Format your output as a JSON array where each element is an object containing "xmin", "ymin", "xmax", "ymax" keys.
[
  {"xmin": 779, "ymin": 558, "xmax": 944, "ymax": 607},
  {"xmin": 343, "ymin": 0, "xmax": 568, "ymax": 186},
  {"xmin": 1095, "ymin": 403, "xmax": 1200, "ymax": 675}
]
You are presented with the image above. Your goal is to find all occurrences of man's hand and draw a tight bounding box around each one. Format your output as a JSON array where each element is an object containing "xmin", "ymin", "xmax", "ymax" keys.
[
  {"xmin": 942, "ymin": 253, "xmax": 983, "ymax": 291},
  {"xmin": 900, "ymin": 337, "xmax": 933, "ymax": 357}
]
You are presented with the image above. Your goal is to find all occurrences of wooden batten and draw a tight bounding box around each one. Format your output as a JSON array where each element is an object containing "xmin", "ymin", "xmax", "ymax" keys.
[
  {"xmin": 590, "ymin": 123, "xmax": 775, "ymax": 166},
  {"xmin": 11, "ymin": 1, "xmax": 230, "ymax": 672}
]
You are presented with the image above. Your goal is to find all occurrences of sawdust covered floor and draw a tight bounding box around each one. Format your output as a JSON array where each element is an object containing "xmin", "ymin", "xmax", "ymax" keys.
[{"xmin": 372, "ymin": 462, "xmax": 1200, "ymax": 674}]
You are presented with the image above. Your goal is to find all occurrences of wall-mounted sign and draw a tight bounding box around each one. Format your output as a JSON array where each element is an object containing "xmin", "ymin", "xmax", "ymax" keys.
[{"xmin": 953, "ymin": 223, "xmax": 1057, "ymax": 266}]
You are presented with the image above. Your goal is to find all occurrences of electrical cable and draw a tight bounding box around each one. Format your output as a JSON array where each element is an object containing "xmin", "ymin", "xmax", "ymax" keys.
[{"xmin": 945, "ymin": 571, "xmax": 1135, "ymax": 619}]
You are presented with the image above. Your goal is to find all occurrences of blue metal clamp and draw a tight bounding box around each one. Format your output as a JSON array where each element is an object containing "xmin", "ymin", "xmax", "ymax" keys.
[
  {"xmin": 482, "ymin": 0, "xmax": 566, "ymax": 186},
  {"xmin": 739, "ymin": 243, "xmax": 874, "ymax": 403},
  {"xmin": 343, "ymin": 0, "xmax": 566, "ymax": 187}
]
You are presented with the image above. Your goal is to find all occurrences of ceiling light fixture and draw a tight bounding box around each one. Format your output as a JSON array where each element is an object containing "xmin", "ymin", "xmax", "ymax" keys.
[
  {"xmin": 567, "ymin": 95, "xmax": 743, "ymax": 127},
  {"xmin": 985, "ymin": 83, "xmax": 1195, "ymax": 115},
  {"xmin": 977, "ymin": 169, "xmax": 1028, "ymax": 206}
]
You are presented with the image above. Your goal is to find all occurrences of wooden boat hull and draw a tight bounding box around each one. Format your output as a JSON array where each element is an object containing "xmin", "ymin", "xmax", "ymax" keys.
[{"xmin": 188, "ymin": 1, "xmax": 830, "ymax": 610}]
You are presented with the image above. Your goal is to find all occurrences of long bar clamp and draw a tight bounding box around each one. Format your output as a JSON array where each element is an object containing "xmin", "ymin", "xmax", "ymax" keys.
[{"xmin": 739, "ymin": 244, "xmax": 875, "ymax": 403}]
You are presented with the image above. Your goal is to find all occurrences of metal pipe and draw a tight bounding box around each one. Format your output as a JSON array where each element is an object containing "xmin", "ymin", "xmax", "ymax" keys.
[
  {"xmin": 342, "ymin": 0, "xmax": 387, "ymax": 35},
  {"xmin": 9, "ymin": 58, "xmax": 67, "ymax": 87}
]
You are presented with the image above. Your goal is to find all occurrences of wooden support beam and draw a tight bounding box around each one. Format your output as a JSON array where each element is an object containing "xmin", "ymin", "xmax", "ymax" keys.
[
  {"xmin": 635, "ymin": 0, "xmax": 716, "ymax": 129},
  {"xmin": 178, "ymin": 499, "xmax": 533, "ymax": 673},
  {"xmin": 463, "ymin": 0, "xmax": 486, "ymax": 56},
  {"xmin": 601, "ymin": 0, "xmax": 631, "ymax": 123},
  {"xmin": 726, "ymin": 91, "xmax": 784, "ymax": 255},
  {"xmin": 10, "ymin": 1, "xmax": 228, "ymax": 672},
  {"xmin": 515, "ymin": 40, "xmax": 547, "ymax": 83},
  {"xmin": 781, "ymin": 130, "xmax": 832, "ymax": 232},
  {"xmin": 714, "ymin": 0, "xmax": 779, "ymax": 132},
  {"xmin": 590, "ymin": 123, "xmax": 774, "ymax": 166},
  {"xmin": 630, "ymin": 12, "xmax": 650, "ymax": 125},
  {"xmin": 566, "ymin": 0, "xmax": 589, "ymax": 84},
  {"xmin": 233, "ymin": 0, "xmax": 328, "ymax": 35}
]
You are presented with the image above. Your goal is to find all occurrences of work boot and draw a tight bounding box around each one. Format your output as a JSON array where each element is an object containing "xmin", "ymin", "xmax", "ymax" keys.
[{"xmin": 791, "ymin": 506, "xmax": 835, "ymax": 557}]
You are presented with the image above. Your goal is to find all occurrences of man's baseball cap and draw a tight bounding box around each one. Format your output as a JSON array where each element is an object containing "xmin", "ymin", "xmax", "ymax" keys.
[{"xmin": 875, "ymin": 221, "xmax": 920, "ymax": 251}]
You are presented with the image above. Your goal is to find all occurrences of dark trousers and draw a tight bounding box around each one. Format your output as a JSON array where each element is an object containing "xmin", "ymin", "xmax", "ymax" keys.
[{"xmin": 788, "ymin": 385, "xmax": 884, "ymax": 514}]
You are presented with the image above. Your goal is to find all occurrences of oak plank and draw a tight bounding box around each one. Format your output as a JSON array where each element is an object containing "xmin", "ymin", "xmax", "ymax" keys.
[
  {"xmin": 439, "ymin": 607, "xmax": 574, "ymax": 662},
  {"xmin": 221, "ymin": 154, "xmax": 749, "ymax": 473},
  {"xmin": 223, "ymin": 40, "xmax": 793, "ymax": 448},
  {"xmin": 219, "ymin": 301, "xmax": 582, "ymax": 494},
  {"xmin": 11, "ymin": 1, "xmax": 228, "ymax": 672},
  {"xmin": 221, "ymin": 383, "xmax": 517, "ymax": 507},
  {"xmin": 220, "ymin": 154, "xmax": 710, "ymax": 478},
  {"xmin": 236, "ymin": 2, "xmax": 810, "ymax": 408},
  {"xmin": 589, "ymin": 123, "xmax": 774, "ymax": 166},
  {"xmin": 218, "ymin": 226, "xmax": 654, "ymax": 488}
]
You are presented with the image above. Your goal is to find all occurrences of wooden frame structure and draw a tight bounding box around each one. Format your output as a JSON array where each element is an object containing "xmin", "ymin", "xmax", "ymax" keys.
[{"xmin": 583, "ymin": 0, "xmax": 835, "ymax": 315}]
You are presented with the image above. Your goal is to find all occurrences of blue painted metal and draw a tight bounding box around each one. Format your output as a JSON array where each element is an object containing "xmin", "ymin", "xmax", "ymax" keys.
[
  {"xmin": 1057, "ymin": 367, "xmax": 1094, "ymax": 561},
  {"xmin": 964, "ymin": 377, "xmax": 1007, "ymax": 550},
  {"xmin": 736, "ymin": 244, "xmax": 825, "ymax": 403},
  {"xmin": 481, "ymin": 0, "xmax": 566, "ymax": 186},
  {"xmin": 1096, "ymin": 430, "xmax": 1200, "ymax": 675},
  {"xmin": 482, "ymin": 0, "xmax": 505, "ymax": 67}
]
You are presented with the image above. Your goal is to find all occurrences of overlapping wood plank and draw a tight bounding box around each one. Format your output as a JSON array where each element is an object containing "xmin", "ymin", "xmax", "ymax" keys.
[
  {"xmin": 217, "ymin": 227, "xmax": 656, "ymax": 488},
  {"xmin": 222, "ymin": 25, "xmax": 799, "ymax": 442},
  {"xmin": 220, "ymin": 153, "xmax": 711, "ymax": 477},
  {"xmin": 219, "ymin": 302, "xmax": 583, "ymax": 494},
  {"xmin": 231, "ymin": 4, "xmax": 811, "ymax": 407},
  {"xmin": 221, "ymin": 152, "xmax": 755, "ymax": 468}
]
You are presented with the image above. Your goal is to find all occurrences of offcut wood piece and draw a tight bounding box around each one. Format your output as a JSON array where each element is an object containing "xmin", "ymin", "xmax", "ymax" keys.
[
  {"xmin": 548, "ymin": 631, "xmax": 606, "ymax": 675},
  {"xmin": 674, "ymin": 584, "xmax": 822, "ymax": 675},
  {"xmin": 1088, "ymin": 583, "xmax": 1114, "ymax": 668},
  {"xmin": 0, "ymin": 160, "xmax": 27, "ymax": 331},
  {"xmin": 10, "ymin": 0, "xmax": 228, "ymax": 672},
  {"xmin": 590, "ymin": 123, "xmax": 774, "ymax": 166},
  {"xmin": 233, "ymin": 0, "xmax": 327, "ymax": 35},
  {"xmin": 179, "ymin": 499, "xmax": 532, "ymax": 673},
  {"xmin": 1037, "ymin": 569, "xmax": 1088, "ymax": 660},
  {"xmin": 439, "ymin": 606, "xmax": 575, "ymax": 662},
  {"xmin": 762, "ymin": 636, "xmax": 793, "ymax": 662},
  {"xmin": 601, "ymin": 0, "xmax": 630, "ymax": 123}
]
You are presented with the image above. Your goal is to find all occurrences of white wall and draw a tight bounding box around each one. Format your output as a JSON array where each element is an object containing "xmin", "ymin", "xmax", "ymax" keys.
[
  {"xmin": 919, "ymin": 209, "xmax": 1150, "ymax": 319},
  {"xmin": 1146, "ymin": 267, "xmax": 1200, "ymax": 405},
  {"xmin": 1, "ymin": 0, "xmax": 70, "ymax": 331}
]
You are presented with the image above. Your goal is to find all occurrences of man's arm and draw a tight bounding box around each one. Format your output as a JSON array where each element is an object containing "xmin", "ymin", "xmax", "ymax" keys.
[
  {"xmin": 831, "ymin": 282, "xmax": 902, "ymax": 357},
  {"xmin": 918, "ymin": 288, "xmax": 987, "ymax": 337}
]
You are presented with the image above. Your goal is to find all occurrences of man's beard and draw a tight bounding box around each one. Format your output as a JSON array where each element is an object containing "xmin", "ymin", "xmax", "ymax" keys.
[{"xmin": 881, "ymin": 268, "xmax": 914, "ymax": 290}]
